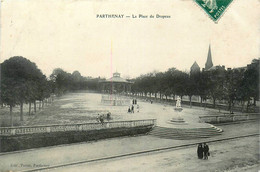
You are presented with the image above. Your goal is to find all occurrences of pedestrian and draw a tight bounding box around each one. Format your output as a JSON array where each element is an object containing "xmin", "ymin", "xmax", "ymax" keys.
[
  {"xmin": 128, "ymin": 107, "xmax": 131, "ymax": 113},
  {"xmin": 99, "ymin": 114, "xmax": 104, "ymax": 125},
  {"xmin": 106, "ymin": 112, "xmax": 111, "ymax": 121},
  {"xmin": 132, "ymin": 99, "xmax": 135, "ymax": 104},
  {"xmin": 197, "ymin": 143, "xmax": 203, "ymax": 159},
  {"xmin": 131, "ymin": 105, "xmax": 134, "ymax": 113},
  {"xmin": 137, "ymin": 104, "xmax": 139, "ymax": 112},
  {"xmin": 96, "ymin": 114, "xmax": 100, "ymax": 122},
  {"xmin": 100, "ymin": 115, "xmax": 104, "ymax": 125},
  {"xmin": 203, "ymin": 143, "xmax": 209, "ymax": 159}
]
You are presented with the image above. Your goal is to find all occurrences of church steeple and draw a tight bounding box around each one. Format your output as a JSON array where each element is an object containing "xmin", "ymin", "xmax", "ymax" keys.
[{"xmin": 205, "ymin": 44, "xmax": 213, "ymax": 70}]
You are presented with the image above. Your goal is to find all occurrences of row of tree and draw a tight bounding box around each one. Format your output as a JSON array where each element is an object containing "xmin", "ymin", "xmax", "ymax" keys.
[
  {"xmin": 131, "ymin": 59, "xmax": 259, "ymax": 112},
  {"xmin": 1, "ymin": 56, "xmax": 52, "ymax": 125},
  {"xmin": 1, "ymin": 56, "xmax": 259, "ymax": 126},
  {"xmin": 49, "ymin": 68, "xmax": 100, "ymax": 95},
  {"xmin": 0, "ymin": 56, "xmax": 100, "ymax": 126}
]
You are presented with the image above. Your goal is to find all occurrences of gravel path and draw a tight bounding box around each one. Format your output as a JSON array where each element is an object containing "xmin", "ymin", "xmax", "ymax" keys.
[{"xmin": 55, "ymin": 136, "xmax": 258, "ymax": 172}]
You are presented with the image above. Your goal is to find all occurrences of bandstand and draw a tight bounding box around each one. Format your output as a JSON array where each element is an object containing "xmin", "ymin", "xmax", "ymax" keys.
[
  {"xmin": 99, "ymin": 72, "xmax": 132, "ymax": 94},
  {"xmin": 99, "ymin": 72, "xmax": 133, "ymax": 105}
]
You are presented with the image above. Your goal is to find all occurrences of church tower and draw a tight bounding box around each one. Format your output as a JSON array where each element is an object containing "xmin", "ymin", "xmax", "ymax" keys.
[
  {"xmin": 205, "ymin": 45, "xmax": 213, "ymax": 70},
  {"xmin": 190, "ymin": 61, "xmax": 200, "ymax": 74}
]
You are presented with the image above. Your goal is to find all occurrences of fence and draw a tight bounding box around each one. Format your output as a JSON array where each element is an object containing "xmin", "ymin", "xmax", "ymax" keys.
[
  {"xmin": 101, "ymin": 95, "xmax": 131, "ymax": 106},
  {"xmin": 0, "ymin": 119, "xmax": 156, "ymax": 136},
  {"xmin": 127, "ymin": 94, "xmax": 259, "ymax": 113},
  {"xmin": 199, "ymin": 113, "xmax": 259, "ymax": 123}
]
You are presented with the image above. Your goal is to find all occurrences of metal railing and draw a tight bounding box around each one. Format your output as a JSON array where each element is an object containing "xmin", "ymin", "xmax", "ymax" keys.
[{"xmin": 0, "ymin": 119, "xmax": 156, "ymax": 136}]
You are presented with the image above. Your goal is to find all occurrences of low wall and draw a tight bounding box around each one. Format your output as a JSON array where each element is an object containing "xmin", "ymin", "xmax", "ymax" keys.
[
  {"xmin": 0, "ymin": 119, "xmax": 156, "ymax": 152},
  {"xmin": 101, "ymin": 99, "xmax": 131, "ymax": 106},
  {"xmin": 101, "ymin": 95, "xmax": 131, "ymax": 106},
  {"xmin": 129, "ymin": 95, "xmax": 259, "ymax": 113},
  {"xmin": 0, "ymin": 119, "xmax": 156, "ymax": 136},
  {"xmin": 199, "ymin": 113, "xmax": 260, "ymax": 124}
]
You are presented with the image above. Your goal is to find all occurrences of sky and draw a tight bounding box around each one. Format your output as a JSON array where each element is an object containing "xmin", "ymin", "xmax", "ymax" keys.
[{"xmin": 0, "ymin": 0, "xmax": 259, "ymax": 79}]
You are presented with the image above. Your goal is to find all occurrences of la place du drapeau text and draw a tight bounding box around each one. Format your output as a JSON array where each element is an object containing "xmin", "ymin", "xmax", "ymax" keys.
[{"xmin": 96, "ymin": 14, "xmax": 171, "ymax": 19}]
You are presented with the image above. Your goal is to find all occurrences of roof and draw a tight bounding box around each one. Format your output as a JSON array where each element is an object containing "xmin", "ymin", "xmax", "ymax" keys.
[
  {"xmin": 108, "ymin": 76, "xmax": 128, "ymax": 82},
  {"xmin": 99, "ymin": 72, "xmax": 131, "ymax": 83},
  {"xmin": 207, "ymin": 65, "xmax": 225, "ymax": 71},
  {"xmin": 191, "ymin": 61, "xmax": 200, "ymax": 69},
  {"xmin": 207, "ymin": 66, "xmax": 217, "ymax": 71}
]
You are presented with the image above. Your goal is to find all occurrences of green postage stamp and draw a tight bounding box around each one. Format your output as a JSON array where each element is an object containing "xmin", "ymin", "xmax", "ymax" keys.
[{"xmin": 194, "ymin": 0, "xmax": 233, "ymax": 22}]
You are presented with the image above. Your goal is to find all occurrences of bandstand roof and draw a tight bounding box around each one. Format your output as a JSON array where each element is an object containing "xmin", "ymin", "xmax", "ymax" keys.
[{"xmin": 100, "ymin": 72, "xmax": 132, "ymax": 83}]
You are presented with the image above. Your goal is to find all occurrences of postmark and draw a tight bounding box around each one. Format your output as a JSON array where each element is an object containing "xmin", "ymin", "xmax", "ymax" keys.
[{"xmin": 194, "ymin": 0, "xmax": 234, "ymax": 22}]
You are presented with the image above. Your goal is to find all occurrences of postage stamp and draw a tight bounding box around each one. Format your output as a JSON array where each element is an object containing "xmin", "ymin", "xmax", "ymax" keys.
[{"xmin": 194, "ymin": 0, "xmax": 234, "ymax": 22}]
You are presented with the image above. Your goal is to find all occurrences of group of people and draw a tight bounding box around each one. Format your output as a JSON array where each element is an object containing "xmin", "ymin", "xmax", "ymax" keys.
[
  {"xmin": 128, "ymin": 105, "xmax": 135, "ymax": 113},
  {"xmin": 128, "ymin": 99, "xmax": 140, "ymax": 113},
  {"xmin": 97, "ymin": 112, "xmax": 112, "ymax": 124},
  {"xmin": 197, "ymin": 143, "xmax": 210, "ymax": 160}
]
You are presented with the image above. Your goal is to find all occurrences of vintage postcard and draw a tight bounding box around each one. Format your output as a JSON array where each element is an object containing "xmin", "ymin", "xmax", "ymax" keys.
[{"xmin": 0, "ymin": 0, "xmax": 259, "ymax": 171}]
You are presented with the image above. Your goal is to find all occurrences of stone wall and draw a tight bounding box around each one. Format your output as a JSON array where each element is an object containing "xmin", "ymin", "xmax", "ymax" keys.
[{"xmin": 0, "ymin": 126, "xmax": 153, "ymax": 153}]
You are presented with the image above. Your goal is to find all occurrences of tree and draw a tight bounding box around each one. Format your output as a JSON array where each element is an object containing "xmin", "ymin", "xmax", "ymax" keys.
[
  {"xmin": 223, "ymin": 68, "xmax": 246, "ymax": 113},
  {"xmin": 207, "ymin": 68, "xmax": 225, "ymax": 108},
  {"xmin": 197, "ymin": 71, "xmax": 210, "ymax": 107},
  {"xmin": 50, "ymin": 68, "xmax": 72, "ymax": 95},
  {"xmin": 174, "ymin": 70, "xmax": 188, "ymax": 98},
  {"xmin": 1, "ymin": 56, "xmax": 44, "ymax": 125},
  {"xmin": 186, "ymin": 71, "xmax": 200, "ymax": 107},
  {"xmin": 239, "ymin": 59, "xmax": 259, "ymax": 112},
  {"xmin": 1, "ymin": 77, "xmax": 19, "ymax": 125},
  {"xmin": 35, "ymin": 75, "xmax": 52, "ymax": 110},
  {"xmin": 154, "ymin": 72, "xmax": 164, "ymax": 99},
  {"xmin": 71, "ymin": 70, "xmax": 83, "ymax": 90}
]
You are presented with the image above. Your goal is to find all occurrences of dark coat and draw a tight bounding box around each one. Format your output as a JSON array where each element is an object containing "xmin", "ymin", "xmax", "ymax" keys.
[
  {"xmin": 197, "ymin": 145, "xmax": 203, "ymax": 159},
  {"xmin": 204, "ymin": 145, "xmax": 209, "ymax": 153}
]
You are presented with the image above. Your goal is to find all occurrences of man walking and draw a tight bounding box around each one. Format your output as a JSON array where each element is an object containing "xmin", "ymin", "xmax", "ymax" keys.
[
  {"xmin": 197, "ymin": 143, "xmax": 203, "ymax": 159},
  {"xmin": 203, "ymin": 143, "xmax": 209, "ymax": 159}
]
